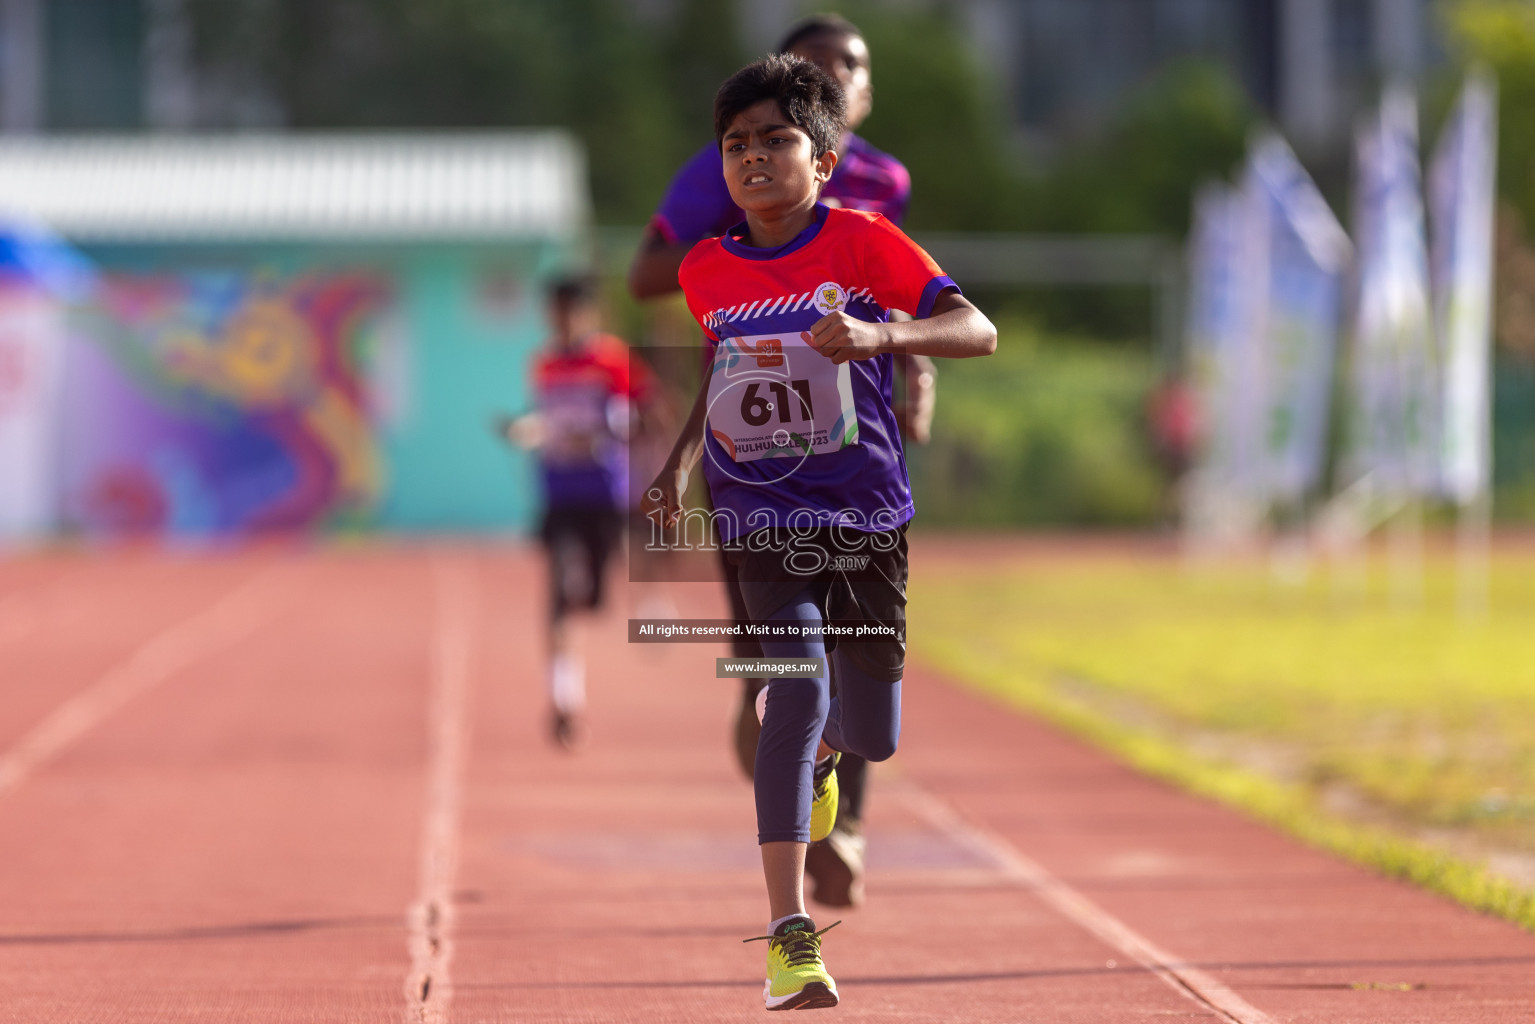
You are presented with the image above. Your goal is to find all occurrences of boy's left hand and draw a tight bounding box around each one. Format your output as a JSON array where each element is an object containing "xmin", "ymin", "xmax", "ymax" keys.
[{"xmin": 807, "ymin": 312, "xmax": 886, "ymax": 364}]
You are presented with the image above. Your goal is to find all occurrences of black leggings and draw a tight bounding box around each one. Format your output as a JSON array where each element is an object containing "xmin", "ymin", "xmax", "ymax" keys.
[
  {"xmin": 753, "ymin": 587, "xmax": 901, "ymax": 844},
  {"xmin": 541, "ymin": 505, "xmax": 621, "ymax": 621}
]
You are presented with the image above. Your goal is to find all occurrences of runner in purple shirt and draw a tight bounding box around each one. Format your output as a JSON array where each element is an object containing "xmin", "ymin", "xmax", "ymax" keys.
[
  {"xmin": 628, "ymin": 14, "xmax": 937, "ymax": 912},
  {"xmin": 631, "ymin": 18, "xmax": 913, "ymax": 308},
  {"xmin": 642, "ymin": 129, "xmax": 910, "ymax": 251}
]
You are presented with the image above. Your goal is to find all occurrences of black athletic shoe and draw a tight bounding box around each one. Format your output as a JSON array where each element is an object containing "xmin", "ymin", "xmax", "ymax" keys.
[
  {"xmin": 806, "ymin": 822, "xmax": 866, "ymax": 908},
  {"xmin": 550, "ymin": 708, "xmax": 584, "ymax": 751}
]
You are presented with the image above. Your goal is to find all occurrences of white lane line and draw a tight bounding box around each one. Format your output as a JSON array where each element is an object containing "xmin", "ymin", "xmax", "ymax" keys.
[
  {"xmin": 0, "ymin": 568, "xmax": 284, "ymax": 800},
  {"xmin": 897, "ymin": 782, "xmax": 1277, "ymax": 1024},
  {"xmin": 405, "ymin": 555, "xmax": 478, "ymax": 1024}
]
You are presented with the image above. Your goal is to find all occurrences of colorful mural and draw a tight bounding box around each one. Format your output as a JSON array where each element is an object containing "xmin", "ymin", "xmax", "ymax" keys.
[{"xmin": 62, "ymin": 272, "xmax": 390, "ymax": 536}]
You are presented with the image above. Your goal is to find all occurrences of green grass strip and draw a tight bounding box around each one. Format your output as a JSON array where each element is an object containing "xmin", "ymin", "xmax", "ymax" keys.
[{"xmin": 925, "ymin": 649, "xmax": 1535, "ymax": 934}]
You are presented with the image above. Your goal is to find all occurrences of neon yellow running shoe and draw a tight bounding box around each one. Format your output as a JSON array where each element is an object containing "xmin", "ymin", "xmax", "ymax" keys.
[
  {"xmin": 809, "ymin": 753, "xmax": 839, "ymax": 842},
  {"xmin": 745, "ymin": 917, "xmax": 840, "ymax": 1011}
]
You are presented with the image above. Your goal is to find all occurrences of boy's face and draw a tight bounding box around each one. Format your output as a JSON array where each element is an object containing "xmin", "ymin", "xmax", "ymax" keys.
[
  {"xmin": 549, "ymin": 297, "xmax": 598, "ymax": 349},
  {"xmin": 789, "ymin": 31, "xmax": 872, "ymax": 130},
  {"xmin": 720, "ymin": 99, "xmax": 836, "ymax": 218}
]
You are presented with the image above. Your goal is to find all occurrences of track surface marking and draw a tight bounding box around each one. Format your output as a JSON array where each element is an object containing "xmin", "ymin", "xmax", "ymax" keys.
[
  {"xmin": 0, "ymin": 566, "xmax": 282, "ymax": 799},
  {"xmin": 405, "ymin": 555, "xmax": 478, "ymax": 1023},
  {"xmin": 2, "ymin": 543, "xmax": 1534, "ymax": 1022},
  {"xmin": 0, "ymin": 549, "xmax": 435, "ymax": 1022},
  {"xmin": 896, "ymin": 780, "xmax": 1274, "ymax": 1024}
]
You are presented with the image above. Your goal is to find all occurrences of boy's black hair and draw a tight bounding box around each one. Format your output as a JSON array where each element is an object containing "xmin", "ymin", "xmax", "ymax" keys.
[
  {"xmin": 776, "ymin": 13, "xmax": 861, "ymax": 54},
  {"xmin": 713, "ymin": 53, "xmax": 846, "ymax": 158},
  {"xmin": 548, "ymin": 273, "xmax": 597, "ymax": 307}
]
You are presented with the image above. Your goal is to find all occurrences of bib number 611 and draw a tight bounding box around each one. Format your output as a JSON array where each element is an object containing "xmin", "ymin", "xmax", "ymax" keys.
[{"xmin": 740, "ymin": 379, "xmax": 815, "ymax": 427}]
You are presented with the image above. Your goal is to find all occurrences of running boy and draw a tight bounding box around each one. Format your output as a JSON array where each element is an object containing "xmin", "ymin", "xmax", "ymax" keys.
[
  {"xmin": 643, "ymin": 55, "xmax": 994, "ymax": 1010},
  {"xmin": 504, "ymin": 276, "xmax": 653, "ymax": 749},
  {"xmin": 630, "ymin": 13, "xmax": 936, "ymax": 910}
]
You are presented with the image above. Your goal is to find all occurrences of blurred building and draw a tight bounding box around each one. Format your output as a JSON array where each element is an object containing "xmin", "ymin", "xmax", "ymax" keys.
[
  {"xmin": 0, "ymin": 132, "xmax": 588, "ymax": 536},
  {"xmin": 2, "ymin": 0, "xmax": 1446, "ymax": 151},
  {"xmin": 0, "ymin": 2, "xmax": 599, "ymax": 538},
  {"xmin": 731, "ymin": 0, "xmax": 1441, "ymax": 155},
  {"xmin": 954, "ymin": 0, "xmax": 1439, "ymax": 153},
  {"xmin": 0, "ymin": 0, "xmax": 278, "ymax": 132}
]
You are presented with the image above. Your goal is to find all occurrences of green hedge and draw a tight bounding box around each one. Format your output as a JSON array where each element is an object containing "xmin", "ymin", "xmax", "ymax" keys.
[{"xmin": 909, "ymin": 320, "xmax": 1166, "ymax": 526}]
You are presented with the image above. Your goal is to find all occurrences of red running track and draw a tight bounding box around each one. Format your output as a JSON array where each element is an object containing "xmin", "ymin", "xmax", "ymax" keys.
[{"xmin": 0, "ymin": 543, "xmax": 1532, "ymax": 1022}]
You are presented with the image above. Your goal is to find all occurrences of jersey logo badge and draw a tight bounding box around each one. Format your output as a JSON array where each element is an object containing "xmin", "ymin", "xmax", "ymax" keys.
[
  {"xmin": 811, "ymin": 282, "xmax": 848, "ymax": 316},
  {"xmin": 747, "ymin": 337, "xmax": 785, "ymax": 368}
]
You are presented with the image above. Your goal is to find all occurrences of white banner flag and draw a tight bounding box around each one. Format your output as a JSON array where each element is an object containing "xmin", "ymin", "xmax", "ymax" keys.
[
  {"xmin": 1428, "ymin": 74, "xmax": 1498, "ymax": 506},
  {"xmin": 1245, "ymin": 134, "xmax": 1351, "ymax": 503},
  {"xmin": 0, "ymin": 285, "xmax": 66, "ymax": 540},
  {"xmin": 1345, "ymin": 85, "xmax": 1437, "ymax": 500}
]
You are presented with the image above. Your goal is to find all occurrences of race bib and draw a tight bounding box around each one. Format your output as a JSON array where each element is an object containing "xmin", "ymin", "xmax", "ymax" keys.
[{"xmin": 706, "ymin": 332, "xmax": 858, "ymax": 463}]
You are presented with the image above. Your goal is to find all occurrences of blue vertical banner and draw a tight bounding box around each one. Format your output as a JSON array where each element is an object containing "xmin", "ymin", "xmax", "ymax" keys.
[
  {"xmin": 1345, "ymin": 86, "xmax": 1437, "ymax": 501},
  {"xmin": 0, "ymin": 218, "xmax": 95, "ymax": 542},
  {"xmin": 1187, "ymin": 183, "xmax": 1251, "ymax": 504},
  {"xmin": 1428, "ymin": 74, "xmax": 1498, "ymax": 507},
  {"xmin": 1244, "ymin": 134, "xmax": 1351, "ymax": 505}
]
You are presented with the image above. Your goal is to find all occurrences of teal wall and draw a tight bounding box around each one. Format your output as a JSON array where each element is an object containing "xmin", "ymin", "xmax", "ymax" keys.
[{"xmin": 379, "ymin": 244, "xmax": 561, "ymax": 533}]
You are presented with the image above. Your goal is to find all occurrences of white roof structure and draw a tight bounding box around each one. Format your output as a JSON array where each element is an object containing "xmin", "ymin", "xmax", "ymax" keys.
[{"xmin": 0, "ymin": 131, "xmax": 589, "ymax": 242}]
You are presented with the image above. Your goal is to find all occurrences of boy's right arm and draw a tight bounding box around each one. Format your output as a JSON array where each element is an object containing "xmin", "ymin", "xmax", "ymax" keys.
[
  {"xmin": 627, "ymin": 231, "xmax": 695, "ymax": 300},
  {"xmin": 894, "ymin": 352, "xmax": 937, "ymax": 445},
  {"xmin": 627, "ymin": 144, "xmax": 736, "ymax": 301},
  {"xmin": 642, "ymin": 369, "xmax": 712, "ymax": 528}
]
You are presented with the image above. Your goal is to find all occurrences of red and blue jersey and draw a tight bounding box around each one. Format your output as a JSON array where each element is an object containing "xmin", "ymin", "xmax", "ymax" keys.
[
  {"xmin": 530, "ymin": 333, "xmax": 650, "ymax": 510},
  {"xmin": 649, "ymin": 133, "xmax": 911, "ymax": 245},
  {"xmin": 679, "ymin": 205, "xmax": 957, "ymax": 541}
]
